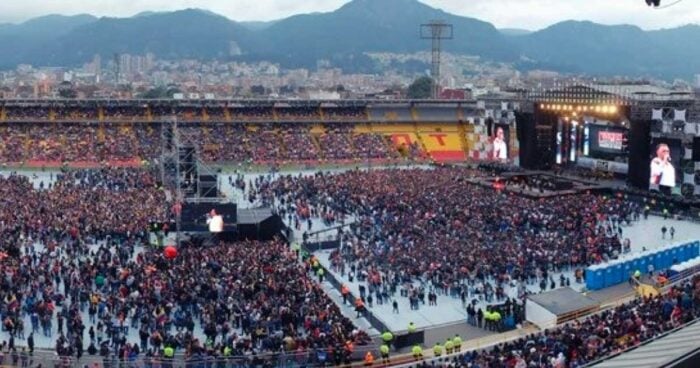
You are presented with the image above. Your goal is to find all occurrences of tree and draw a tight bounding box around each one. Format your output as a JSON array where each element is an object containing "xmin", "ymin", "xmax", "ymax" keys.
[
  {"xmin": 58, "ymin": 81, "xmax": 77, "ymax": 99},
  {"xmin": 407, "ymin": 76, "xmax": 434, "ymax": 99},
  {"xmin": 140, "ymin": 86, "xmax": 169, "ymax": 99},
  {"xmin": 250, "ymin": 85, "xmax": 266, "ymax": 95}
]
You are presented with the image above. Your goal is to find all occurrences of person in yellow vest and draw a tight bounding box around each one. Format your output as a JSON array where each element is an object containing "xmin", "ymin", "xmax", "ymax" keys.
[
  {"xmin": 317, "ymin": 267, "xmax": 324, "ymax": 283},
  {"xmin": 291, "ymin": 242, "xmax": 301, "ymax": 257},
  {"xmin": 445, "ymin": 338, "xmax": 455, "ymax": 354},
  {"xmin": 433, "ymin": 343, "xmax": 443, "ymax": 357},
  {"xmin": 493, "ymin": 310, "xmax": 502, "ymax": 332},
  {"xmin": 633, "ymin": 269, "xmax": 642, "ymax": 282},
  {"xmin": 380, "ymin": 344, "xmax": 390, "ymax": 363},
  {"xmin": 364, "ymin": 351, "xmax": 374, "ymax": 366},
  {"xmin": 381, "ymin": 331, "xmax": 394, "ymax": 346},
  {"xmin": 483, "ymin": 310, "xmax": 491, "ymax": 331},
  {"xmin": 412, "ymin": 345, "xmax": 423, "ymax": 360},
  {"xmin": 407, "ymin": 321, "xmax": 417, "ymax": 334},
  {"xmin": 453, "ymin": 335, "xmax": 462, "ymax": 352},
  {"xmin": 163, "ymin": 345, "xmax": 174, "ymax": 361},
  {"xmin": 445, "ymin": 338, "xmax": 454, "ymax": 354}
]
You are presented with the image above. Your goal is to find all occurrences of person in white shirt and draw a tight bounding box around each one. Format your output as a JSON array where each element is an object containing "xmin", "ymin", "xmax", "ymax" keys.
[
  {"xmin": 650, "ymin": 143, "xmax": 675, "ymax": 187},
  {"xmin": 206, "ymin": 209, "xmax": 224, "ymax": 233},
  {"xmin": 493, "ymin": 127, "xmax": 508, "ymax": 160}
]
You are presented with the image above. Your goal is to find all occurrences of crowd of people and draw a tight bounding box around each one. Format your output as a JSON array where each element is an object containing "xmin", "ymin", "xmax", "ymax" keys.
[
  {"xmin": 0, "ymin": 168, "xmax": 372, "ymax": 365},
  {"xmin": 0, "ymin": 168, "xmax": 167, "ymax": 249},
  {"xmin": 251, "ymin": 167, "xmax": 639, "ymax": 309},
  {"xmin": 0, "ymin": 122, "xmax": 418, "ymax": 165},
  {"xmin": 0, "ymin": 235, "xmax": 371, "ymax": 365},
  {"xmin": 424, "ymin": 276, "xmax": 700, "ymax": 367}
]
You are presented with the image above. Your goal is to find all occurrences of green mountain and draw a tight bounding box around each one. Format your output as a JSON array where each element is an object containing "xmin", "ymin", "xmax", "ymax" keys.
[
  {"xmin": 512, "ymin": 21, "xmax": 700, "ymax": 79},
  {"xmin": 0, "ymin": 0, "xmax": 698, "ymax": 79},
  {"xmin": 28, "ymin": 9, "xmax": 255, "ymax": 66},
  {"xmin": 252, "ymin": 0, "xmax": 517, "ymax": 69},
  {"xmin": 0, "ymin": 14, "xmax": 97, "ymax": 67}
]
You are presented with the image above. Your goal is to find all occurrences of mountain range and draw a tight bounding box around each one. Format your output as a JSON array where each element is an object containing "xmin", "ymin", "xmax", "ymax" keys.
[{"xmin": 0, "ymin": 0, "xmax": 698, "ymax": 80}]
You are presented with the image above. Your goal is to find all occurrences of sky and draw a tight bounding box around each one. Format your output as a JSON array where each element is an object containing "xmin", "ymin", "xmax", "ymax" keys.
[{"xmin": 0, "ymin": 0, "xmax": 697, "ymax": 31}]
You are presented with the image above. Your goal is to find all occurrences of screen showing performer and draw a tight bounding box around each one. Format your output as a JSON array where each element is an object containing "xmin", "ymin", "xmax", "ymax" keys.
[
  {"xmin": 206, "ymin": 209, "xmax": 224, "ymax": 233},
  {"xmin": 649, "ymin": 142, "xmax": 679, "ymax": 190},
  {"xmin": 492, "ymin": 125, "xmax": 508, "ymax": 160}
]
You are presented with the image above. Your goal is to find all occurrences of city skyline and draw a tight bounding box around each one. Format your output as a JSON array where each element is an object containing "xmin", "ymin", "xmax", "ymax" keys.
[{"xmin": 0, "ymin": 0, "xmax": 697, "ymax": 31}]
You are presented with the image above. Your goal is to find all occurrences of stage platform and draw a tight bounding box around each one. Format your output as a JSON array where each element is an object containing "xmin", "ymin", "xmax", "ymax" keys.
[{"xmin": 467, "ymin": 171, "xmax": 609, "ymax": 199}]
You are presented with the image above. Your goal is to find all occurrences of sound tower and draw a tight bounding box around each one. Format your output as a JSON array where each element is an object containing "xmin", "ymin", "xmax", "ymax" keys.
[
  {"xmin": 628, "ymin": 120, "xmax": 652, "ymax": 189},
  {"xmin": 535, "ymin": 125, "xmax": 554, "ymax": 170},
  {"xmin": 198, "ymin": 174, "xmax": 218, "ymax": 198}
]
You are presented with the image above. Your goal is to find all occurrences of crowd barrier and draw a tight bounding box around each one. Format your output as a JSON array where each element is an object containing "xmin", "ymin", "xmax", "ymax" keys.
[
  {"xmin": 1, "ymin": 344, "xmax": 382, "ymax": 368},
  {"xmin": 299, "ymin": 242, "xmax": 426, "ymax": 349},
  {"xmin": 586, "ymin": 240, "xmax": 700, "ymax": 290},
  {"xmin": 668, "ymin": 256, "xmax": 700, "ymax": 279},
  {"xmin": 300, "ymin": 243, "xmax": 390, "ymax": 336}
]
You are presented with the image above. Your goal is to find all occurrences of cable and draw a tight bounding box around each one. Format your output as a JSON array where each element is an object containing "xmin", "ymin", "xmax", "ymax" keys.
[{"xmin": 653, "ymin": 0, "xmax": 685, "ymax": 9}]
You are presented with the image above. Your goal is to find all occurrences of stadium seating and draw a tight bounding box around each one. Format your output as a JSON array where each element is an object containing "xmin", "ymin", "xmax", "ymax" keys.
[{"xmin": 0, "ymin": 102, "xmax": 520, "ymax": 166}]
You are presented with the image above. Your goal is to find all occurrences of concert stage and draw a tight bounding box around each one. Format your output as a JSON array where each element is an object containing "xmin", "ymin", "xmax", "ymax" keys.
[
  {"xmin": 467, "ymin": 171, "xmax": 609, "ymax": 199},
  {"xmin": 179, "ymin": 202, "xmax": 285, "ymax": 242}
]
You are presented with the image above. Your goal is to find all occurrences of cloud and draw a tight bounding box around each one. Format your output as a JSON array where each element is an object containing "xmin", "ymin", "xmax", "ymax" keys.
[
  {"xmin": 430, "ymin": 0, "xmax": 700, "ymax": 30},
  {"xmin": 0, "ymin": 0, "xmax": 697, "ymax": 30}
]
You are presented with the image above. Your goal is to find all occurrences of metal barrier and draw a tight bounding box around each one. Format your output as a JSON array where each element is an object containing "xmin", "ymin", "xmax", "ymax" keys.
[
  {"xmin": 2, "ymin": 344, "xmax": 382, "ymax": 368},
  {"xmin": 303, "ymin": 222, "xmax": 356, "ymax": 248},
  {"xmin": 319, "ymin": 257, "xmax": 391, "ymax": 335}
]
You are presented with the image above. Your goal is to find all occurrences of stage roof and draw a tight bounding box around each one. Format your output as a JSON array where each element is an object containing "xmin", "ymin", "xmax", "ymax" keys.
[
  {"xmin": 528, "ymin": 287, "xmax": 600, "ymax": 315},
  {"xmin": 237, "ymin": 207, "xmax": 274, "ymax": 225}
]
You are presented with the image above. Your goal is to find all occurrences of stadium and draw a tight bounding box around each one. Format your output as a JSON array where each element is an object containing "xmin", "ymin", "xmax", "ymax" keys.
[{"xmin": 0, "ymin": 87, "xmax": 700, "ymax": 368}]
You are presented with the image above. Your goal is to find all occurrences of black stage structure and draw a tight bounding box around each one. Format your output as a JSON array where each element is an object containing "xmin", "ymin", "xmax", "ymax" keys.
[
  {"xmin": 517, "ymin": 84, "xmax": 700, "ymax": 215},
  {"xmin": 159, "ymin": 117, "xmax": 284, "ymax": 245}
]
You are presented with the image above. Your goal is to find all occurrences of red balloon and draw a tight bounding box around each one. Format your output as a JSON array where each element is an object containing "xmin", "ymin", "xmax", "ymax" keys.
[{"xmin": 164, "ymin": 246, "xmax": 177, "ymax": 260}]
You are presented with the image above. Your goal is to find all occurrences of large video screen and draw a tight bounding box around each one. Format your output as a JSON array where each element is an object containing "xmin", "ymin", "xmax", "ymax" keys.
[
  {"xmin": 649, "ymin": 138, "xmax": 682, "ymax": 191},
  {"xmin": 588, "ymin": 124, "xmax": 627, "ymax": 154},
  {"xmin": 488, "ymin": 123, "xmax": 510, "ymax": 161}
]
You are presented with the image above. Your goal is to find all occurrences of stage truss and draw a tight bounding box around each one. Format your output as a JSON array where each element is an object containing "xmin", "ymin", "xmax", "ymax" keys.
[{"xmin": 159, "ymin": 117, "xmax": 227, "ymax": 245}]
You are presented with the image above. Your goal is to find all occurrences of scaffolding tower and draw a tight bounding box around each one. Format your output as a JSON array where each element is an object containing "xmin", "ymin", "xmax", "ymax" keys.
[{"xmin": 159, "ymin": 117, "xmax": 226, "ymax": 246}]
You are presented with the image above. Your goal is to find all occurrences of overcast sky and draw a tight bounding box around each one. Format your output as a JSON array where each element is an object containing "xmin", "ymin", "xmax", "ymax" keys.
[{"xmin": 0, "ymin": 0, "xmax": 697, "ymax": 30}]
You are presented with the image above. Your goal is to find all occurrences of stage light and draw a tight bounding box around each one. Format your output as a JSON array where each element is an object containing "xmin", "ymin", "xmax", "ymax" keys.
[
  {"xmin": 610, "ymin": 105, "xmax": 618, "ymax": 114},
  {"xmin": 540, "ymin": 104, "xmax": 545, "ymax": 109},
  {"xmin": 572, "ymin": 112, "xmax": 578, "ymax": 117}
]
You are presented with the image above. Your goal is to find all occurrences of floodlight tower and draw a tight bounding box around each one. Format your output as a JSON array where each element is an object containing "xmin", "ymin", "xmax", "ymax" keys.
[{"xmin": 420, "ymin": 20, "xmax": 453, "ymax": 99}]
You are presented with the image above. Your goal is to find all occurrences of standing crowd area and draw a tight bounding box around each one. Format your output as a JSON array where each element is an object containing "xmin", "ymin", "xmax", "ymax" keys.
[{"xmin": 0, "ymin": 162, "xmax": 698, "ymax": 368}]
